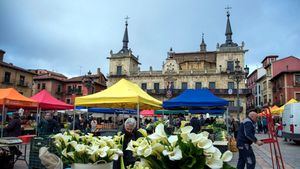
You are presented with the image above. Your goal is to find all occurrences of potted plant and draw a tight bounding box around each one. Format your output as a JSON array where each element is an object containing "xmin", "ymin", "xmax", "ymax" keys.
[
  {"xmin": 52, "ymin": 131, "xmax": 123, "ymax": 169},
  {"xmin": 126, "ymin": 124, "xmax": 235, "ymax": 169}
]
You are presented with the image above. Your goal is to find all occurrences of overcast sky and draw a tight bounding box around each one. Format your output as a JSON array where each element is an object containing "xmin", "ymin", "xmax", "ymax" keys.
[{"xmin": 0, "ymin": 0, "xmax": 299, "ymax": 78}]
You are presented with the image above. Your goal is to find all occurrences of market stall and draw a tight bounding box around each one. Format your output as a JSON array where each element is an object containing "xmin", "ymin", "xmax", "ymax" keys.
[
  {"xmin": 271, "ymin": 98, "xmax": 298, "ymax": 115},
  {"xmin": 75, "ymin": 78, "xmax": 162, "ymax": 127},
  {"xmin": 0, "ymin": 88, "xmax": 38, "ymax": 137}
]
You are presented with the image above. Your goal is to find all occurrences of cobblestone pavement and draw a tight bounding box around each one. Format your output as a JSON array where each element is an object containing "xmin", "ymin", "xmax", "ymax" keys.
[{"xmin": 229, "ymin": 133, "xmax": 300, "ymax": 169}]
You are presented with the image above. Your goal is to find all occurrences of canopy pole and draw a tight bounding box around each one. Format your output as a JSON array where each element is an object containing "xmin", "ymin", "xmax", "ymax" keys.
[
  {"xmin": 1, "ymin": 104, "xmax": 5, "ymax": 138},
  {"xmin": 73, "ymin": 110, "xmax": 76, "ymax": 130},
  {"xmin": 137, "ymin": 104, "xmax": 140, "ymax": 128},
  {"xmin": 226, "ymin": 107, "xmax": 229, "ymax": 136},
  {"xmin": 114, "ymin": 111, "xmax": 116, "ymax": 129},
  {"xmin": 122, "ymin": 110, "xmax": 125, "ymax": 125},
  {"xmin": 36, "ymin": 106, "xmax": 39, "ymax": 135}
]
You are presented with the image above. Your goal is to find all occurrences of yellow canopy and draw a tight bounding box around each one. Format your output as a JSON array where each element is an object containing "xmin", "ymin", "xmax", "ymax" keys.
[
  {"xmin": 259, "ymin": 105, "xmax": 279, "ymax": 116},
  {"xmin": 272, "ymin": 98, "xmax": 298, "ymax": 115},
  {"xmin": 75, "ymin": 78, "xmax": 162, "ymax": 110}
]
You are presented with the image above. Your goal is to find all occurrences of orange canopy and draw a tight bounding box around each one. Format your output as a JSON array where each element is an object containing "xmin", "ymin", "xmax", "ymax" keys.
[{"xmin": 0, "ymin": 88, "xmax": 38, "ymax": 108}]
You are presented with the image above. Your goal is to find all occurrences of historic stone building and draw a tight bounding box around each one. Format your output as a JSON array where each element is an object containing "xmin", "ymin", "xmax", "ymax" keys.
[
  {"xmin": 107, "ymin": 12, "xmax": 250, "ymax": 118},
  {"xmin": 0, "ymin": 49, "xmax": 36, "ymax": 97},
  {"xmin": 32, "ymin": 68, "xmax": 107, "ymax": 104}
]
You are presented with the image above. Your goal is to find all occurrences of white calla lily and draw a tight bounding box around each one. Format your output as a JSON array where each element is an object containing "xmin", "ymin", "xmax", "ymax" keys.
[
  {"xmin": 162, "ymin": 146, "xmax": 182, "ymax": 161},
  {"xmin": 168, "ymin": 135, "xmax": 178, "ymax": 147},
  {"xmin": 206, "ymin": 158, "xmax": 223, "ymax": 169},
  {"xmin": 180, "ymin": 126, "xmax": 193, "ymax": 142},
  {"xmin": 75, "ymin": 144, "xmax": 87, "ymax": 153},
  {"xmin": 221, "ymin": 151, "xmax": 233, "ymax": 162},
  {"xmin": 138, "ymin": 128, "xmax": 148, "ymax": 137},
  {"xmin": 197, "ymin": 138, "xmax": 213, "ymax": 149},
  {"xmin": 200, "ymin": 131, "xmax": 209, "ymax": 139},
  {"xmin": 148, "ymin": 123, "xmax": 167, "ymax": 140},
  {"xmin": 62, "ymin": 148, "xmax": 67, "ymax": 157},
  {"xmin": 180, "ymin": 126, "xmax": 193, "ymax": 134}
]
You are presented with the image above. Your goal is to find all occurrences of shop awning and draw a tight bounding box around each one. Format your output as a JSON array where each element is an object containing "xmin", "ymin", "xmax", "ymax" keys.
[{"xmin": 0, "ymin": 88, "xmax": 38, "ymax": 108}]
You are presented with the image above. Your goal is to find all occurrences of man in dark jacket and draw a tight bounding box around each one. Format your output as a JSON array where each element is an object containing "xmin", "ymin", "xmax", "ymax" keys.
[
  {"xmin": 113, "ymin": 118, "xmax": 142, "ymax": 169},
  {"xmin": 37, "ymin": 112, "xmax": 60, "ymax": 136},
  {"xmin": 236, "ymin": 112, "xmax": 264, "ymax": 169},
  {"xmin": 190, "ymin": 116, "xmax": 201, "ymax": 133},
  {"xmin": 5, "ymin": 112, "xmax": 22, "ymax": 156}
]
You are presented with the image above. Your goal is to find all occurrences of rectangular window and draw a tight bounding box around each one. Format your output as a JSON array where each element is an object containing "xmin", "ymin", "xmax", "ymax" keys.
[
  {"xmin": 296, "ymin": 93, "xmax": 300, "ymax": 101},
  {"xmin": 209, "ymin": 82, "xmax": 215, "ymax": 89},
  {"xmin": 228, "ymin": 82, "xmax": 234, "ymax": 89},
  {"xmin": 295, "ymin": 74, "xmax": 300, "ymax": 85},
  {"xmin": 227, "ymin": 61, "xmax": 234, "ymax": 72},
  {"xmin": 228, "ymin": 101, "xmax": 234, "ymax": 107},
  {"xmin": 181, "ymin": 82, "xmax": 188, "ymax": 90},
  {"xmin": 154, "ymin": 83, "xmax": 159, "ymax": 92},
  {"xmin": 66, "ymin": 98, "xmax": 71, "ymax": 104},
  {"xmin": 117, "ymin": 66, "xmax": 122, "ymax": 75},
  {"xmin": 37, "ymin": 83, "xmax": 41, "ymax": 89},
  {"xmin": 77, "ymin": 86, "xmax": 82, "ymax": 94},
  {"xmin": 19, "ymin": 75, "xmax": 25, "ymax": 86},
  {"xmin": 4, "ymin": 72, "xmax": 11, "ymax": 83},
  {"xmin": 68, "ymin": 86, "xmax": 72, "ymax": 93},
  {"xmin": 141, "ymin": 83, "xmax": 147, "ymax": 90},
  {"xmin": 57, "ymin": 85, "xmax": 61, "ymax": 92},
  {"xmin": 42, "ymin": 83, "xmax": 46, "ymax": 89},
  {"xmin": 195, "ymin": 82, "xmax": 202, "ymax": 89}
]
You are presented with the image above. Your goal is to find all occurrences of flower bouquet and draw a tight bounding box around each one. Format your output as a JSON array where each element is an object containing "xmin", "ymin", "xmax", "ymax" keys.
[
  {"xmin": 127, "ymin": 124, "xmax": 235, "ymax": 169},
  {"xmin": 52, "ymin": 131, "xmax": 123, "ymax": 169}
]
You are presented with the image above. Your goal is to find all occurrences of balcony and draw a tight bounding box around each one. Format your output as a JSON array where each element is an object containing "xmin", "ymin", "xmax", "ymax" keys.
[
  {"xmin": 209, "ymin": 89, "xmax": 251, "ymax": 95},
  {"xmin": 144, "ymin": 88, "xmax": 251, "ymax": 96},
  {"xmin": 2, "ymin": 81, "xmax": 13, "ymax": 85},
  {"xmin": 56, "ymin": 91, "xmax": 64, "ymax": 95},
  {"xmin": 17, "ymin": 82, "xmax": 28, "ymax": 87}
]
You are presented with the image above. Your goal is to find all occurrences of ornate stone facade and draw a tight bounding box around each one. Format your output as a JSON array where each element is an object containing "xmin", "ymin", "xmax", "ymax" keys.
[{"xmin": 107, "ymin": 13, "xmax": 250, "ymax": 118}]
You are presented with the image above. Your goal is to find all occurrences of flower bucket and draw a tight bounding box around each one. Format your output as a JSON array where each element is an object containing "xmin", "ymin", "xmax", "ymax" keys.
[{"xmin": 71, "ymin": 162, "xmax": 113, "ymax": 169}]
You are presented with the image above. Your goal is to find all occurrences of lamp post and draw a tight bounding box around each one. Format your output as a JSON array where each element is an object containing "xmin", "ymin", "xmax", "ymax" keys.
[
  {"xmin": 227, "ymin": 59, "xmax": 249, "ymax": 122},
  {"xmin": 82, "ymin": 71, "xmax": 94, "ymax": 94}
]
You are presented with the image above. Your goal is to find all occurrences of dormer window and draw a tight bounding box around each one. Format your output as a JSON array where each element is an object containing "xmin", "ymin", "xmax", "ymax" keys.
[{"xmin": 117, "ymin": 66, "xmax": 122, "ymax": 75}]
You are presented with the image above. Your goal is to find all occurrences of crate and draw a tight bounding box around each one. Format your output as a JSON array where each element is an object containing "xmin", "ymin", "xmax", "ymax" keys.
[
  {"xmin": 0, "ymin": 149, "xmax": 14, "ymax": 169},
  {"xmin": 29, "ymin": 136, "xmax": 58, "ymax": 169}
]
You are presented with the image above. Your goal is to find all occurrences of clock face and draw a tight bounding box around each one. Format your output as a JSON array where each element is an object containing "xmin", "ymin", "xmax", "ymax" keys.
[{"xmin": 166, "ymin": 63, "xmax": 175, "ymax": 72}]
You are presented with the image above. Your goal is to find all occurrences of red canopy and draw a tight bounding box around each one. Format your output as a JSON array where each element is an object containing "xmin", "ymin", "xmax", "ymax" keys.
[
  {"xmin": 31, "ymin": 90, "xmax": 73, "ymax": 110},
  {"xmin": 140, "ymin": 110, "xmax": 161, "ymax": 117}
]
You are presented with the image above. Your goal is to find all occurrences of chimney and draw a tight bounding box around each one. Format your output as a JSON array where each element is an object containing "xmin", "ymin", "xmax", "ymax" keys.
[
  {"xmin": 97, "ymin": 68, "xmax": 101, "ymax": 75},
  {"xmin": 0, "ymin": 49, "xmax": 5, "ymax": 62}
]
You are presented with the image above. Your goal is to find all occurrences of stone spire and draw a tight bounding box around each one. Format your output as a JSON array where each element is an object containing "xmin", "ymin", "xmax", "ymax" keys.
[
  {"xmin": 122, "ymin": 16, "xmax": 129, "ymax": 50},
  {"xmin": 200, "ymin": 33, "xmax": 207, "ymax": 52},
  {"xmin": 220, "ymin": 7, "xmax": 238, "ymax": 48},
  {"xmin": 225, "ymin": 11, "xmax": 233, "ymax": 44}
]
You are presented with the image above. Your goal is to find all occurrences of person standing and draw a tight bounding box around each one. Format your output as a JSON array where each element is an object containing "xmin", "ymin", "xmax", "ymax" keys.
[
  {"xmin": 90, "ymin": 117, "xmax": 98, "ymax": 133},
  {"xmin": 113, "ymin": 118, "xmax": 142, "ymax": 169},
  {"xmin": 262, "ymin": 117, "xmax": 268, "ymax": 134},
  {"xmin": 190, "ymin": 116, "xmax": 201, "ymax": 133},
  {"xmin": 236, "ymin": 111, "xmax": 264, "ymax": 169},
  {"xmin": 231, "ymin": 118, "xmax": 239, "ymax": 139},
  {"xmin": 5, "ymin": 112, "xmax": 22, "ymax": 156},
  {"xmin": 37, "ymin": 112, "xmax": 60, "ymax": 136}
]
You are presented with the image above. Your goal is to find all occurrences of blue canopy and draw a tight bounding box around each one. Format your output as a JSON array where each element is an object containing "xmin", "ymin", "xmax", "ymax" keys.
[{"xmin": 163, "ymin": 89, "xmax": 228, "ymax": 110}]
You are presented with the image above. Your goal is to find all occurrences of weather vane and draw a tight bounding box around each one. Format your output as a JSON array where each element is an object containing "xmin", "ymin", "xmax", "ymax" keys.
[
  {"xmin": 225, "ymin": 6, "xmax": 232, "ymax": 16},
  {"xmin": 125, "ymin": 16, "xmax": 130, "ymax": 24}
]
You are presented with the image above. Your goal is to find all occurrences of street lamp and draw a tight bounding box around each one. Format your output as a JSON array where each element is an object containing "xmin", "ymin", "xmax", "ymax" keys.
[
  {"xmin": 227, "ymin": 59, "xmax": 249, "ymax": 122},
  {"xmin": 82, "ymin": 71, "xmax": 94, "ymax": 94}
]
